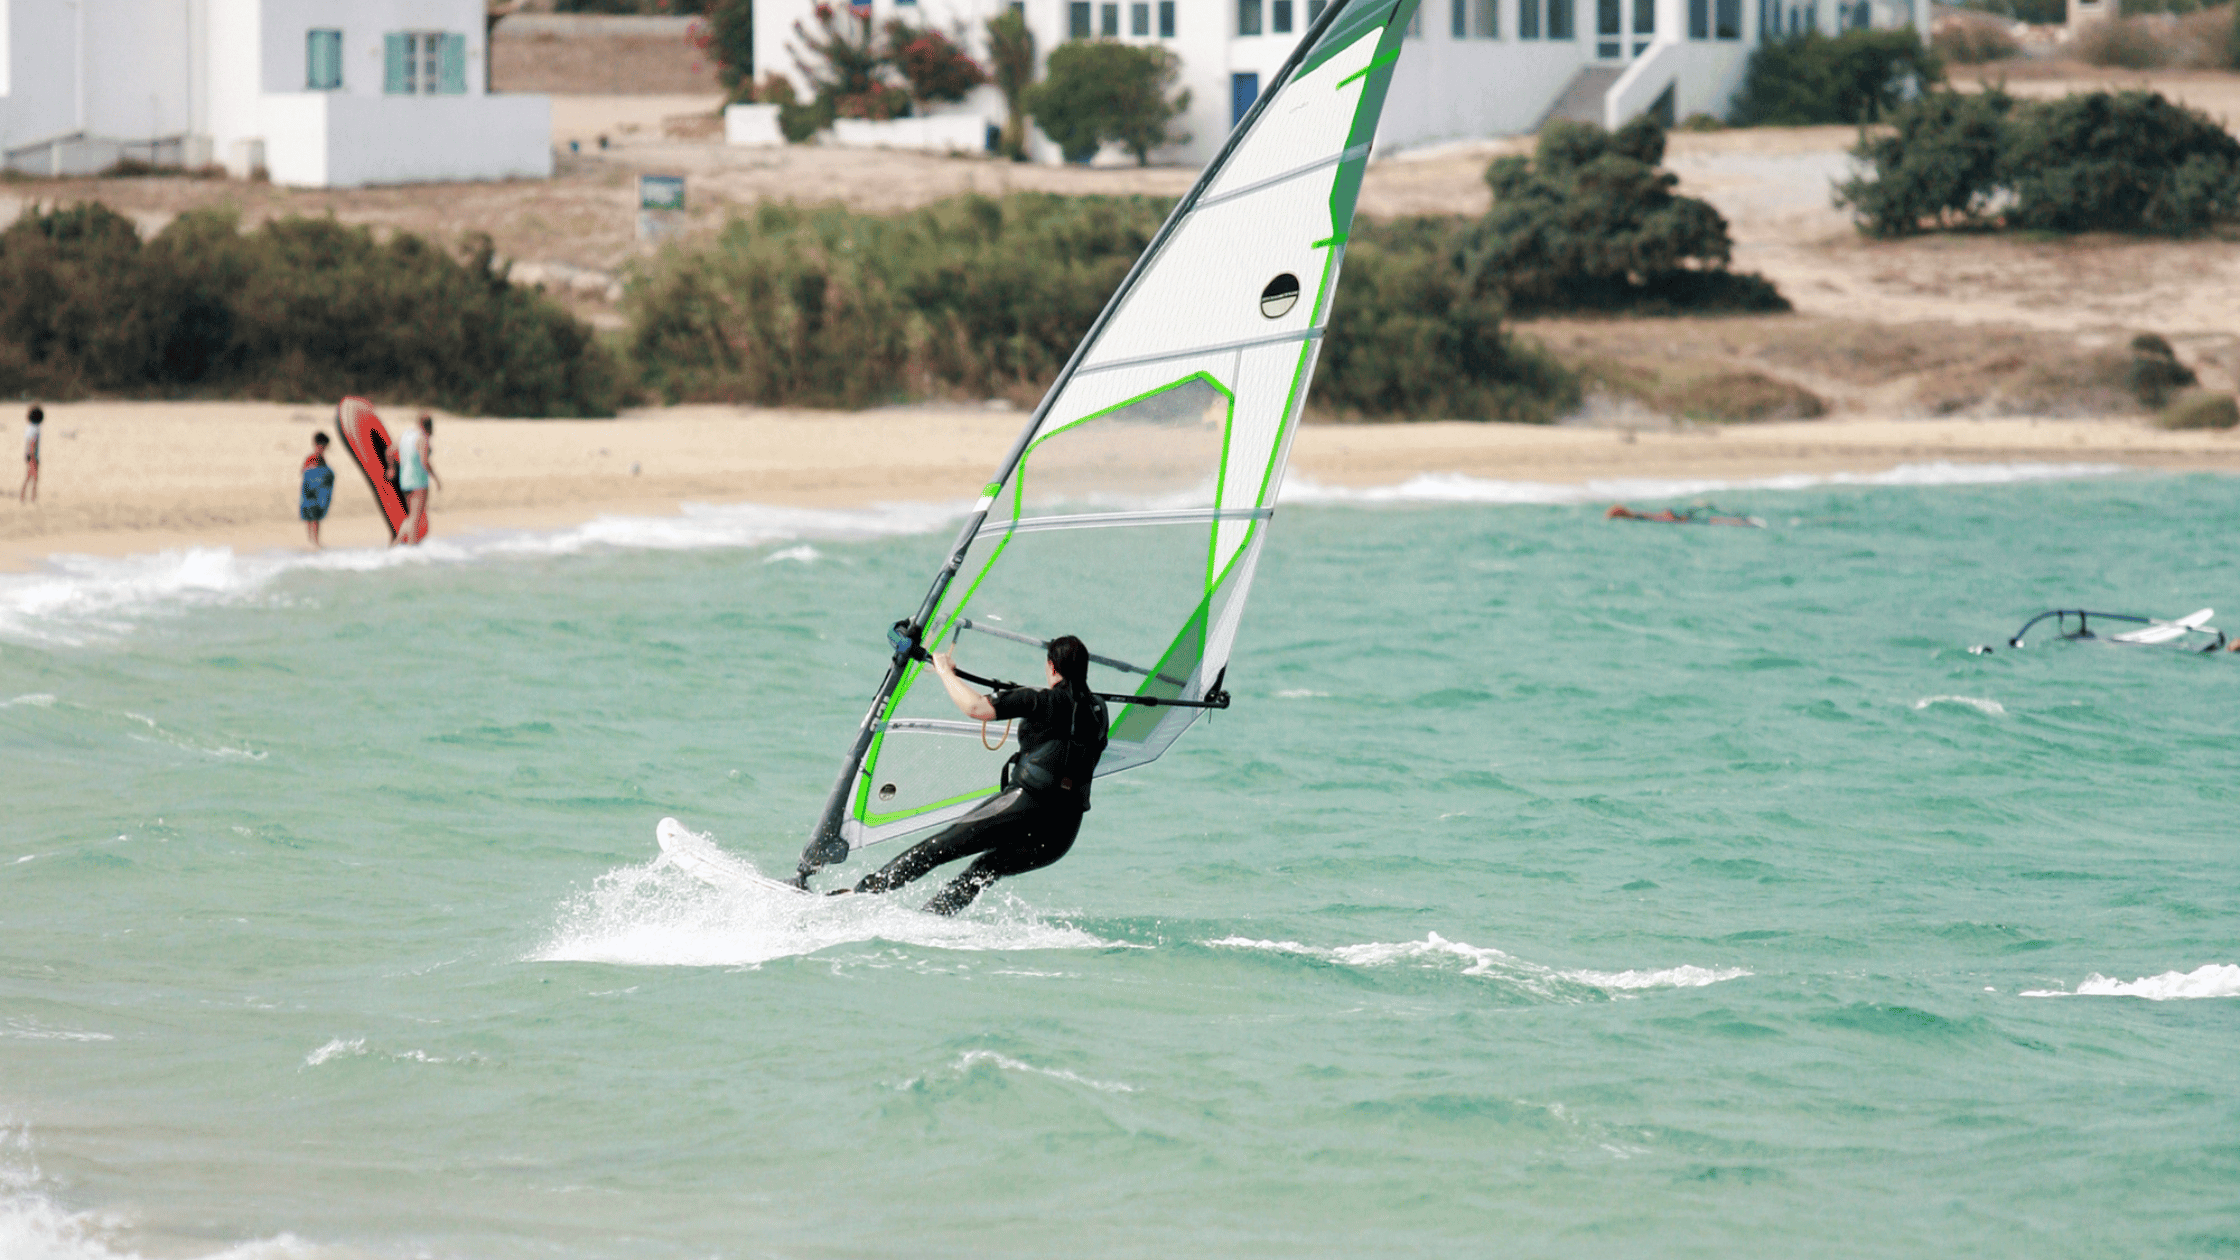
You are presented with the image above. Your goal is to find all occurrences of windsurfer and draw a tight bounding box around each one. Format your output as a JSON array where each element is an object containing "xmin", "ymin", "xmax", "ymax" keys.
[{"xmin": 849, "ymin": 635, "xmax": 1109, "ymax": 914}]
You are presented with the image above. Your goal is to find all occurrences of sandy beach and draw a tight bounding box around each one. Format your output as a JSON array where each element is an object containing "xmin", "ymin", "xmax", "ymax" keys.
[{"xmin": 7, "ymin": 400, "xmax": 2237, "ymax": 572}]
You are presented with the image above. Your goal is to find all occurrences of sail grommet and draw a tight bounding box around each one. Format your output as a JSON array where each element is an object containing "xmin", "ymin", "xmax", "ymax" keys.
[{"xmin": 1260, "ymin": 273, "xmax": 1300, "ymax": 319}]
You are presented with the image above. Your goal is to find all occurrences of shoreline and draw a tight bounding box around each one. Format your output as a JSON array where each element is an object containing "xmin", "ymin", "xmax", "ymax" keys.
[{"xmin": 5, "ymin": 402, "xmax": 2238, "ymax": 573}]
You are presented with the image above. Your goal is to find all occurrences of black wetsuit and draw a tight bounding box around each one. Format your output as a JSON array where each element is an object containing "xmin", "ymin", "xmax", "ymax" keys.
[{"xmin": 854, "ymin": 680, "xmax": 1108, "ymax": 914}]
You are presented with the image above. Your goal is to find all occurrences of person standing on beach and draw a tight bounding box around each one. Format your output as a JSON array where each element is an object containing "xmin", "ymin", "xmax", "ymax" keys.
[
  {"xmin": 384, "ymin": 413, "xmax": 440, "ymax": 544},
  {"xmin": 19, "ymin": 406, "xmax": 40, "ymax": 504},
  {"xmin": 300, "ymin": 432, "xmax": 336, "ymax": 548}
]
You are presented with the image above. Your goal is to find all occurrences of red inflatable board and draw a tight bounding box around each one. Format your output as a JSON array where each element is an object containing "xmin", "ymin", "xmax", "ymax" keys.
[{"xmin": 334, "ymin": 398, "xmax": 428, "ymax": 544}]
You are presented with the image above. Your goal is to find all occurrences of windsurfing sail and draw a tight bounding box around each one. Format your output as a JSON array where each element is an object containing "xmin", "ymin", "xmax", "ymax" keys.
[
  {"xmin": 1995, "ymin": 608, "xmax": 2226, "ymax": 653},
  {"xmin": 793, "ymin": 0, "xmax": 1424, "ymax": 880}
]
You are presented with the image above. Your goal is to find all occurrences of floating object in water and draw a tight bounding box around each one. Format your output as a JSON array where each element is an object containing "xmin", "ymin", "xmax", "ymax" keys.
[
  {"xmin": 1605, "ymin": 504, "xmax": 1766, "ymax": 528},
  {"xmin": 1975, "ymin": 608, "xmax": 2227, "ymax": 654}
]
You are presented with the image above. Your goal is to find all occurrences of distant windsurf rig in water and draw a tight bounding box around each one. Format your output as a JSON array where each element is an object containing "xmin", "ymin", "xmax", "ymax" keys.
[{"xmin": 1972, "ymin": 608, "xmax": 2230, "ymax": 655}]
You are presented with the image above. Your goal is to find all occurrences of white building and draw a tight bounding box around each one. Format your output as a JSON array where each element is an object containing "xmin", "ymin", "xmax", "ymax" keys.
[
  {"xmin": 0, "ymin": 0, "xmax": 551, "ymax": 187},
  {"xmin": 754, "ymin": 0, "xmax": 1925, "ymax": 164}
]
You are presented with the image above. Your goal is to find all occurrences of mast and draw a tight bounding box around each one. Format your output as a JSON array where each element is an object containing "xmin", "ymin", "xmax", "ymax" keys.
[{"xmin": 794, "ymin": 0, "xmax": 1413, "ymax": 882}]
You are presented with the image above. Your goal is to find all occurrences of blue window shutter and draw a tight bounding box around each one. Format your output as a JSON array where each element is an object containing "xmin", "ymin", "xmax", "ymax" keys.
[
  {"xmin": 439, "ymin": 33, "xmax": 468, "ymax": 94},
  {"xmin": 384, "ymin": 33, "xmax": 409, "ymax": 93}
]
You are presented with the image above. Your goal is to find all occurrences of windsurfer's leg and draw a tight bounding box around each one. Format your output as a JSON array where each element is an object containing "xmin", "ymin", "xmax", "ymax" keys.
[
  {"xmin": 921, "ymin": 806, "xmax": 1082, "ymax": 916},
  {"xmin": 853, "ymin": 789, "xmax": 1035, "ymax": 895}
]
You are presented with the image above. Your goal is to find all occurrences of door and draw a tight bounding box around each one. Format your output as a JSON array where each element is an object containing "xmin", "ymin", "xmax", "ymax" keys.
[{"xmin": 1231, "ymin": 73, "xmax": 1260, "ymax": 128}]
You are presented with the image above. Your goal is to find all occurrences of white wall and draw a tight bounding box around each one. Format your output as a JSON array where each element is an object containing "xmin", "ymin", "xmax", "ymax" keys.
[{"xmin": 260, "ymin": 91, "xmax": 550, "ymax": 185}]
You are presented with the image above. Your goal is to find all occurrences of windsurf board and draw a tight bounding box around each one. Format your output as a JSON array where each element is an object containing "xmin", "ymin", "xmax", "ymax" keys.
[
  {"xmin": 655, "ymin": 817, "xmax": 808, "ymax": 895},
  {"xmin": 334, "ymin": 397, "xmax": 428, "ymax": 544}
]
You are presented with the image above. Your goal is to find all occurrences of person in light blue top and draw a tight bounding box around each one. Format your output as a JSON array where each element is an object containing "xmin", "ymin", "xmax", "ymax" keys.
[{"xmin": 384, "ymin": 412, "xmax": 441, "ymax": 544}]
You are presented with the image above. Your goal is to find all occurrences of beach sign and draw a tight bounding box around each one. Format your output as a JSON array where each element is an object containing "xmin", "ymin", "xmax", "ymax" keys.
[{"xmin": 637, "ymin": 175, "xmax": 687, "ymax": 241}]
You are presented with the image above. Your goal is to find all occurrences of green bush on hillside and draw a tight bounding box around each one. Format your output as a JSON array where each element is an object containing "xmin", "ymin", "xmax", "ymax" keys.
[
  {"xmin": 1458, "ymin": 117, "xmax": 1789, "ymax": 315},
  {"xmin": 624, "ymin": 193, "xmax": 1577, "ymax": 420},
  {"xmin": 0, "ymin": 203, "xmax": 622, "ymax": 415},
  {"xmin": 1841, "ymin": 88, "xmax": 2240, "ymax": 235},
  {"xmin": 1727, "ymin": 29, "xmax": 1945, "ymax": 126},
  {"xmin": 1024, "ymin": 41, "xmax": 1191, "ymax": 165}
]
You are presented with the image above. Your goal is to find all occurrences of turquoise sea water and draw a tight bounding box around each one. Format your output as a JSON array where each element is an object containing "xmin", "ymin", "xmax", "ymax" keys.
[{"xmin": 2, "ymin": 463, "xmax": 2236, "ymax": 1259}]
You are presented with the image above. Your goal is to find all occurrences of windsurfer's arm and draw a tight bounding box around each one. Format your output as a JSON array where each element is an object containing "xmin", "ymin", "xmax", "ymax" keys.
[
  {"xmin": 931, "ymin": 651, "xmax": 998, "ymax": 721},
  {"xmin": 426, "ymin": 451, "xmax": 442, "ymax": 491}
]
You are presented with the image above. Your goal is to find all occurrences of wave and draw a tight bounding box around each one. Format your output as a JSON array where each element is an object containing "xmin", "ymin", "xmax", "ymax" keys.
[
  {"xmin": 532, "ymin": 832, "xmax": 1110, "ymax": 969},
  {"xmin": 0, "ymin": 499, "xmax": 967, "ymax": 647},
  {"xmin": 1205, "ymin": 931, "xmax": 1748, "ymax": 999},
  {"xmin": 1914, "ymin": 695, "xmax": 2007, "ymax": 717},
  {"xmin": 0, "ymin": 1122, "xmax": 324, "ymax": 1260},
  {"xmin": 1278, "ymin": 460, "xmax": 2126, "ymax": 507},
  {"xmin": 2021, "ymin": 963, "xmax": 2240, "ymax": 1000}
]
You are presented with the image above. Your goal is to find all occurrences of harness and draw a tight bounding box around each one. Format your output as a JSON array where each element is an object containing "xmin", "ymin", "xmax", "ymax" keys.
[{"xmin": 1003, "ymin": 682, "xmax": 1109, "ymax": 809}]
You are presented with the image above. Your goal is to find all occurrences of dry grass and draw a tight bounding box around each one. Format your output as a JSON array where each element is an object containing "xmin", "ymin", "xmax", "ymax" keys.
[
  {"xmin": 1521, "ymin": 314, "xmax": 2161, "ymax": 419},
  {"xmin": 2074, "ymin": 10, "xmax": 2235, "ymax": 70},
  {"xmin": 2157, "ymin": 389, "xmax": 2240, "ymax": 428}
]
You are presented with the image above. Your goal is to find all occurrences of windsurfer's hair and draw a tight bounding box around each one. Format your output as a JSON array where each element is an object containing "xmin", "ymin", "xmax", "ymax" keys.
[{"xmin": 1047, "ymin": 635, "xmax": 1089, "ymax": 687}]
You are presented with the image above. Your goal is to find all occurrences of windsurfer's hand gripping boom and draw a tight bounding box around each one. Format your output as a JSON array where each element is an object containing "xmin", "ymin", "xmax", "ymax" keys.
[{"xmin": 930, "ymin": 650, "xmax": 1000, "ymax": 721}]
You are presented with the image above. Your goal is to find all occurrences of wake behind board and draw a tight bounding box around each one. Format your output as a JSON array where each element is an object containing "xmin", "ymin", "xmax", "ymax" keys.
[
  {"xmin": 334, "ymin": 397, "xmax": 428, "ymax": 544},
  {"xmin": 655, "ymin": 818, "xmax": 807, "ymax": 895}
]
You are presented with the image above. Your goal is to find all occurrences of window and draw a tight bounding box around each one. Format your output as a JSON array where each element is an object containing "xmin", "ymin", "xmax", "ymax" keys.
[
  {"xmin": 1070, "ymin": 1, "xmax": 1092, "ymax": 36},
  {"xmin": 1520, "ymin": 0, "xmax": 1540, "ymax": 37},
  {"xmin": 1231, "ymin": 71, "xmax": 1259, "ymax": 125},
  {"xmin": 1308, "ymin": 0, "xmax": 1327, "ymax": 18},
  {"xmin": 1548, "ymin": 0, "xmax": 1573, "ymax": 36},
  {"xmin": 1274, "ymin": 0, "xmax": 1293, "ymax": 31},
  {"xmin": 1239, "ymin": 0, "xmax": 1263, "ymax": 33},
  {"xmin": 1132, "ymin": 1, "xmax": 1150, "ymax": 32},
  {"xmin": 307, "ymin": 29, "xmax": 343, "ymax": 89},
  {"xmin": 1452, "ymin": 0, "xmax": 1467, "ymax": 36},
  {"xmin": 1633, "ymin": 0, "xmax": 1653, "ymax": 52},
  {"xmin": 1160, "ymin": 0, "xmax": 1176, "ymax": 33},
  {"xmin": 1102, "ymin": 3, "xmax": 1120, "ymax": 34},
  {"xmin": 1690, "ymin": 0, "xmax": 1707, "ymax": 36},
  {"xmin": 384, "ymin": 32, "xmax": 465, "ymax": 95},
  {"xmin": 1474, "ymin": 0, "xmax": 1498, "ymax": 36},
  {"xmin": 1596, "ymin": 0, "xmax": 1619, "ymax": 54},
  {"xmin": 1716, "ymin": 0, "xmax": 1740, "ymax": 34}
]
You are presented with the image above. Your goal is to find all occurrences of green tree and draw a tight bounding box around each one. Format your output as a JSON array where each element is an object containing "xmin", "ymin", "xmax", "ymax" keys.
[
  {"xmin": 1727, "ymin": 28, "xmax": 1944, "ymax": 125},
  {"xmin": 1024, "ymin": 41, "xmax": 1190, "ymax": 165},
  {"xmin": 1836, "ymin": 87, "xmax": 2016, "ymax": 235},
  {"xmin": 985, "ymin": 9, "xmax": 1037, "ymax": 161},
  {"xmin": 1458, "ymin": 118, "xmax": 1788, "ymax": 314},
  {"xmin": 792, "ymin": 4, "xmax": 910, "ymax": 119}
]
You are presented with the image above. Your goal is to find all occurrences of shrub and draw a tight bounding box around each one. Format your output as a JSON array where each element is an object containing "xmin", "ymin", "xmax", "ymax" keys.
[
  {"xmin": 792, "ymin": 4, "xmax": 910, "ymax": 120},
  {"xmin": 1933, "ymin": 12, "xmax": 2022, "ymax": 62},
  {"xmin": 1841, "ymin": 88, "xmax": 2240, "ymax": 235},
  {"xmin": 2076, "ymin": 8, "xmax": 2232, "ymax": 66},
  {"xmin": 1315, "ymin": 218, "xmax": 1581, "ymax": 422},
  {"xmin": 1023, "ymin": 41, "xmax": 1191, "ymax": 165},
  {"xmin": 1458, "ymin": 117, "xmax": 1790, "ymax": 315},
  {"xmin": 2126, "ymin": 332, "xmax": 2198, "ymax": 406},
  {"xmin": 2157, "ymin": 390, "xmax": 2240, "ymax": 428},
  {"xmin": 688, "ymin": 0, "xmax": 754, "ymax": 99},
  {"xmin": 985, "ymin": 10, "xmax": 1037, "ymax": 160},
  {"xmin": 884, "ymin": 21, "xmax": 986, "ymax": 106},
  {"xmin": 1837, "ymin": 87, "xmax": 2016, "ymax": 235},
  {"xmin": 1728, "ymin": 29, "xmax": 1945, "ymax": 126},
  {"xmin": 622, "ymin": 194, "xmax": 1581, "ymax": 420},
  {"xmin": 0, "ymin": 204, "xmax": 623, "ymax": 415},
  {"xmin": 2006, "ymin": 90, "xmax": 2240, "ymax": 233}
]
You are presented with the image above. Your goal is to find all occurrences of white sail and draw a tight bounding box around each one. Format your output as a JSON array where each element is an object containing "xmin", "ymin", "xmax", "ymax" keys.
[{"xmin": 801, "ymin": 0, "xmax": 1424, "ymax": 868}]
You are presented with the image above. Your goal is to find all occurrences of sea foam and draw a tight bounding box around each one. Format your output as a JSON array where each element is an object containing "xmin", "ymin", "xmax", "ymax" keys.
[
  {"xmin": 1206, "ymin": 931, "xmax": 1748, "ymax": 1000},
  {"xmin": 0, "ymin": 499, "xmax": 965, "ymax": 646},
  {"xmin": 2022, "ymin": 964, "xmax": 2240, "ymax": 1000},
  {"xmin": 533, "ymin": 836, "xmax": 1109, "ymax": 969}
]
